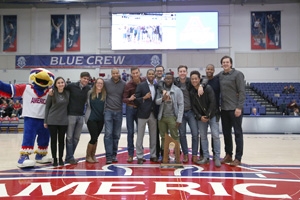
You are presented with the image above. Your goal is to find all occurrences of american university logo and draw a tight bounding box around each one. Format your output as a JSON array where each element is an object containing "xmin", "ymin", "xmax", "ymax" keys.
[
  {"xmin": 151, "ymin": 55, "xmax": 161, "ymax": 67},
  {"xmin": 17, "ymin": 56, "xmax": 26, "ymax": 69},
  {"xmin": 0, "ymin": 149, "xmax": 299, "ymax": 199}
]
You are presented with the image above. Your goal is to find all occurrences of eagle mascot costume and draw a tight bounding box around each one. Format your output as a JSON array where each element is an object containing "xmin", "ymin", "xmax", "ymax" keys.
[{"xmin": 0, "ymin": 68, "xmax": 54, "ymax": 168}]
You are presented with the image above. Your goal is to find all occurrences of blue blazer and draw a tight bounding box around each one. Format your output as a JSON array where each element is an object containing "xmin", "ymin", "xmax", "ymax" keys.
[{"xmin": 134, "ymin": 81, "xmax": 158, "ymax": 119}]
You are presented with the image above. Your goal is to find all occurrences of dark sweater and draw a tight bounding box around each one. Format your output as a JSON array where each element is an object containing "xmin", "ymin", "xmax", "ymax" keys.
[
  {"xmin": 105, "ymin": 78, "xmax": 125, "ymax": 111},
  {"xmin": 44, "ymin": 90, "xmax": 70, "ymax": 125},
  {"xmin": 66, "ymin": 82, "xmax": 90, "ymax": 116},
  {"xmin": 218, "ymin": 68, "xmax": 245, "ymax": 110},
  {"xmin": 207, "ymin": 75, "xmax": 220, "ymax": 108}
]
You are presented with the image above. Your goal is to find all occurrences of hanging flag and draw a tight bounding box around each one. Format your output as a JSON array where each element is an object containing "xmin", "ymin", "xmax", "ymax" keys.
[
  {"xmin": 50, "ymin": 15, "xmax": 65, "ymax": 52},
  {"xmin": 3, "ymin": 15, "xmax": 17, "ymax": 52},
  {"xmin": 251, "ymin": 11, "xmax": 281, "ymax": 50},
  {"xmin": 66, "ymin": 14, "xmax": 80, "ymax": 51}
]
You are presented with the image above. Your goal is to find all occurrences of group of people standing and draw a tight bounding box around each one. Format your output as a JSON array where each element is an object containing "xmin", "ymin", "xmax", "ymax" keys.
[
  {"xmin": 44, "ymin": 70, "xmax": 126, "ymax": 166},
  {"xmin": 44, "ymin": 73, "xmax": 91, "ymax": 166},
  {"xmin": 44, "ymin": 55, "xmax": 245, "ymax": 168}
]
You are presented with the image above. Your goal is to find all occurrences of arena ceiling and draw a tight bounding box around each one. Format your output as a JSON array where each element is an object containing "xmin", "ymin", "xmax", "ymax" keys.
[{"xmin": 0, "ymin": 0, "xmax": 299, "ymax": 9}]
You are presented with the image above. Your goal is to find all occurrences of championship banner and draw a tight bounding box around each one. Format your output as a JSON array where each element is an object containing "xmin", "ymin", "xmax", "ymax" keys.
[
  {"xmin": 15, "ymin": 54, "xmax": 162, "ymax": 69},
  {"xmin": 251, "ymin": 11, "xmax": 281, "ymax": 50},
  {"xmin": 66, "ymin": 14, "xmax": 80, "ymax": 51},
  {"xmin": 50, "ymin": 15, "xmax": 65, "ymax": 52},
  {"xmin": 3, "ymin": 15, "xmax": 17, "ymax": 52}
]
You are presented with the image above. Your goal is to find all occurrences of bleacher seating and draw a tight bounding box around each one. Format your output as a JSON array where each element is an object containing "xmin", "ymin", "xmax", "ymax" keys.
[
  {"xmin": 243, "ymin": 106, "xmax": 251, "ymax": 115},
  {"xmin": 0, "ymin": 116, "xmax": 19, "ymax": 133},
  {"xmin": 250, "ymin": 82, "xmax": 300, "ymax": 111},
  {"xmin": 243, "ymin": 93, "xmax": 266, "ymax": 115},
  {"xmin": 258, "ymin": 106, "xmax": 266, "ymax": 115}
]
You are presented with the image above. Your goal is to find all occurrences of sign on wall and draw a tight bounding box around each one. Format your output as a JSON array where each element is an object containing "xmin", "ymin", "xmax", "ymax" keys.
[
  {"xmin": 15, "ymin": 54, "xmax": 162, "ymax": 69},
  {"xmin": 251, "ymin": 11, "xmax": 281, "ymax": 50},
  {"xmin": 50, "ymin": 15, "xmax": 65, "ymax": 52},
  {"xmin": 66, "ymin": 14, "xmax": 80, "ymax": 51},
  {"xmin": 3, "ymin": 15, "xmax": 17, "ymax": 52}
]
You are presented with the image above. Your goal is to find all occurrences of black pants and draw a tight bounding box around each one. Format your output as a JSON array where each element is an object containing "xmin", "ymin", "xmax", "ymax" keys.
[
  {"xmin": 87, "ymin": 120, "xmax": 104, "ymax": 144},
  {"xmin": 221, "ymin": 110, "xmax": 244, "ymax": 161},
  {"xmin": 48, "ymin": 125, "xmax": 68, "ymax": 159}
]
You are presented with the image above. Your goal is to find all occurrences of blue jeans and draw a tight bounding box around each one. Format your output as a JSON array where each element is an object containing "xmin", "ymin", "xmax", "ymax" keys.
[
  {"xmin": 104, "ymin": 110, "xmax": 123, "ymax": 160},
  {"xmin": 221, "ymin": 110, "xmax": 243, "ymax": 161},
  {"xmin": 65, "ymin": 115, "xmax": 84, "ymax": 161},
  {"xmin": 179, "ymin": 110, "xmax": 199, "ymax": 156},
  {"xmin": 126, "ymin": 106, "xmax": 138, "ymax": 157},
  {"xmin": 198, "ymin": 116, "xmax": 220, "ymax": 159}
]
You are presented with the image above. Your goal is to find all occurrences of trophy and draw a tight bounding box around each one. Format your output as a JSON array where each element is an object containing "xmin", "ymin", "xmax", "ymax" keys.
[{"xmin": 160, "ymin": 133, "xmax": 183, "ymax": 168}]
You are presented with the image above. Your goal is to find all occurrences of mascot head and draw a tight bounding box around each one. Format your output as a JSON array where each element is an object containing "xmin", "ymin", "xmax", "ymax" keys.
[
  {"xmin": 29, "ymin": 68, "xmax": 55, "ymax": 88},
  {"xmin": 29, "ymin": 68, "xmax": 55, "ymax": 97}
]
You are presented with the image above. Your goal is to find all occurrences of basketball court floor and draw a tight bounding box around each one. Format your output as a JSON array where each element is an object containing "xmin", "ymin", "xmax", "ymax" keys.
[{"xmin": 0, "ymin": 128, "xmax": 300, "ymax": 199}]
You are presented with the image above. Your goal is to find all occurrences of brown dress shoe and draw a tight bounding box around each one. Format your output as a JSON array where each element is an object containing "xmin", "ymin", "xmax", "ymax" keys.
[
  {"xmin": 127, "ymin": 156, "xmax": 133, "ymax": 163},
  {"xmin": 182, "ymin": 154, "xmax": 189, "ymax": 163},
  {"xmin": 230, "ymin": 159, "xmax": 241, "ymax": 166},
  {"xmin": 221, "ymin": 154, "xmax": 233, "ymax": 164},
  {"xmin": 137, "ymin": 159, "xmax": 143, "ymax": 164},
  {"xmin": 192, "ymin": 155, "xmax": 198, "ymax": 163},
  {"xmin": 150, "ymin": 157, "xmax": 158, "ymax": 162}
]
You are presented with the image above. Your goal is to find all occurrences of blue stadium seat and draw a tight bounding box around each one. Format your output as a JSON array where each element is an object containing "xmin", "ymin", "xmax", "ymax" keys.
[
  {"xmin": 243, "ymin": 106, "xmax": 251, "ymax": 115},
  {"xmin": 258, "ymin": 106, "xmax": 266, "ymax": 115}
]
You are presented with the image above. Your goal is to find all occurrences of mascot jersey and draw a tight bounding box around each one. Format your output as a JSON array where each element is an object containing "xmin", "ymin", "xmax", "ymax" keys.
[{"xmin": 16, "ymin": 84, "xmax": 49, "ymax": 119}]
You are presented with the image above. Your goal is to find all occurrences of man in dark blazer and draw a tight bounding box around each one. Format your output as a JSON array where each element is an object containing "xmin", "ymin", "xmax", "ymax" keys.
[{"xmin": 134, "ymin": 69, "xmax": 158, "ymax": 164}]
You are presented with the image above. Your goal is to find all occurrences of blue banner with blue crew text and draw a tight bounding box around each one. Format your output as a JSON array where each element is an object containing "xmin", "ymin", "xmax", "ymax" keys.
[{"xmin": 15, "ymin": 54, "xmax": 162, "ymax": 69}]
